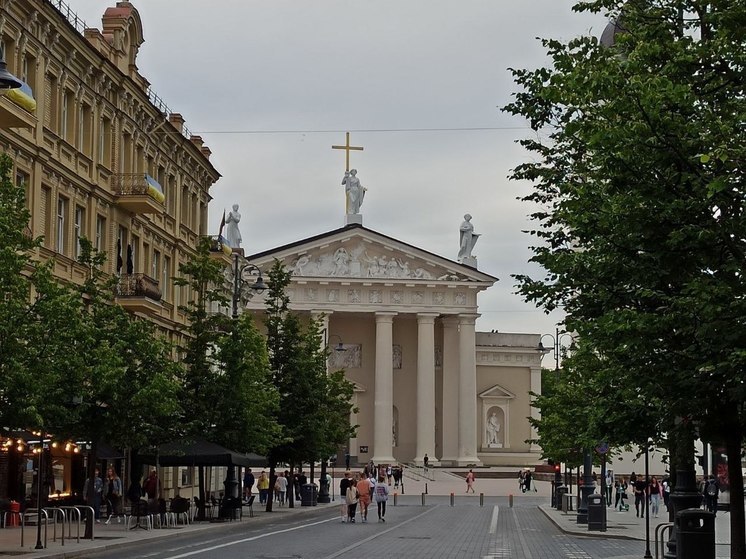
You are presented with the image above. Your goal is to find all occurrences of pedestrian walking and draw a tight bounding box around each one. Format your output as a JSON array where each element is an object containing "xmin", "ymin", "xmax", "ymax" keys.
[
  {"xmin": 374, "ymin": 475, "xmax": 389, "ymax": 522},
  {"xmin": 357, "ymin": 475, "xmax": 371, "ymax": 522},
  {"xmin": 243, "ymin": 468, "xmax": 255, "ymax": 502},
  {"xmin": 662, "ymin": 477, "xmax": 671, "ymax": 511},
  {"xmin": 634, "ymin": 476, "xmax": 647, "ymax": 518},
  {"xmin": 649, "ymin": 476, "xmax": 662, "ymax": 517},
  {"xmin": 423, "ymin": 454, "xmax": 429, "ymax": 472},
  {"xmin": 466, "ymin": 469, "xmax": 476, "ymax": 493},
  {"xmin": 345, "ymin": 479, "xmax": 359, "ymax": 523},
  {"xmin": 258, "ymin": 471, "xmax": 269, "ymax": 504},
  {"xmin": 83, "ymin": 468, "xmax": 104, "ymax": 522},
  {"xmin": 340, "ymin": 471, "xmax": 352, "ymax": 523},
  {"xmin": 703, "ymin": 475, "xmax": 719, "ymax": 516},
  {"xmin": 104, "ymin": 467, "xmax": 122, "ymax": 524}
]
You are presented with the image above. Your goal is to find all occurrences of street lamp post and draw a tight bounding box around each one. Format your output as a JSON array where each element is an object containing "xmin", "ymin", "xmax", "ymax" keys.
[
  {"xmin": 34, "ymin": 433, "xmax": 47, "ymax": 550},
  {"xmin": 224, "ymin": 252, "xmax": 266, "ymax": 515},
  {"xmin": 538, "ymin": 328, "xmax": 574, "ymax": 508},
  {"xmin": 231, "ymin": 252, "xmax": 267, "ymax": 321}
]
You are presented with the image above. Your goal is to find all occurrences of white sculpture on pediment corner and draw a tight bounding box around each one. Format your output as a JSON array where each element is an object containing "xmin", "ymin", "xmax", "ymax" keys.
[{"xmin": 458, "ymin": 213, "xmax": 480, "ymax": 266}]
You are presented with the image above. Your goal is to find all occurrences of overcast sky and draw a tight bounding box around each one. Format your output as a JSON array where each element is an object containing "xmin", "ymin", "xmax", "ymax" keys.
[{"xmin": 75, "ymin": 1, "xmax": 607, "ymax": 344}]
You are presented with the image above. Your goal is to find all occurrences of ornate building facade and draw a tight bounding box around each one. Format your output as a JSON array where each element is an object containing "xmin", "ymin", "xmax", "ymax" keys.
[
  {"xmin": 246, "ymin": 223, "xmax": 543, "ymax": 467},
  {"xmin": 0, "ymin": 0, "xmax": 219, "ymax": 339},
  {"xmin": 0, "ymin": 0, "xmax": 219, "ymax": 501}
]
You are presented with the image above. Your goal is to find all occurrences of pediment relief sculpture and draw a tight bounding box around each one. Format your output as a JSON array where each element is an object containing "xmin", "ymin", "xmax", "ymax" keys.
[{"xmin": 286, "ymin": 242, "xmax": 472, "ymax": 282}]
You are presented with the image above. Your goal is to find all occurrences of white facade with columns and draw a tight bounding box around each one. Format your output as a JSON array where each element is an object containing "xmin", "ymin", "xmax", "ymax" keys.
[{"xmin": 245, "ymin": 224, "xmax": 542, "ymax": 467}]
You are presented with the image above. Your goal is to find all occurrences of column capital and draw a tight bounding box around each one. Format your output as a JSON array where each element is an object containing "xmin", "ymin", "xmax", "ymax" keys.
[
  {"xmin": 441, "ymin": 314, "xmax": 461, "ymax": 327},
  {"xmin": 417, "ymin": 312, "xmax": 439, "ymax": 324},
  {"xmin": 458, "ymin": 313, "xmax": 480, "ymax": 326},
  {"xmin": 375, "ymin": 311, "xmax": 397, "ymax": 323}
]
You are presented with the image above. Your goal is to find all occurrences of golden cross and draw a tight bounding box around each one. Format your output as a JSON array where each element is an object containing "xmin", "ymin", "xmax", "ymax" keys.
[{"xmin": 332, "ymin": 132, "xmax": 364, "ymax": 172}]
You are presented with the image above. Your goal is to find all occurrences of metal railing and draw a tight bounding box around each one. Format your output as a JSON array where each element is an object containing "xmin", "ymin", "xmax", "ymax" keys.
[
  {"xmin": 146, "ymin": 88, "xmax": 192, "ymax": 140},
  {"xmin": 111, "ymin": 174, "xmax": 164, "ymax": 198},
  {"xmin": 48, "ymin": 0, "xmax": 88, "ymax": 35},
  {"xmin": 21, "ymin": 508, "xmax": 49, "ymax": 548},
  {"xmin": 116, "ymin": 273, "xmax": 161, "ymax": 301}
]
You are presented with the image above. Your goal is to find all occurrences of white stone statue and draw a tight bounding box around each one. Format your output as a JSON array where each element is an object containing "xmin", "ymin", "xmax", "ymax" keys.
[
  {"xmin": 458, "ymin": 213, "xmax": 480, "ymax": 264},
  {"xmin": 225, "ymin": 204, "xmax": 242, "ymax": 249},
  {"xmin": 486, "ymin": 411, "xmax": 500, "ymax": 445},
  {"xmin": 342, "ymin": 169, "xmax": 366, "ymax": 214}
]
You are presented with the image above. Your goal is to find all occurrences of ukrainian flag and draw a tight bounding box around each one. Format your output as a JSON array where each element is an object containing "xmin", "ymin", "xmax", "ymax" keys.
[{"xmin": 5, "ymin": 80, "xmax": 36, "ymax": 113}]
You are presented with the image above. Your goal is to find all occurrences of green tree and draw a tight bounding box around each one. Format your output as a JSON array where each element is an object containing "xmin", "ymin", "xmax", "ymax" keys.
[
  {"xmin": 175, "ymin": 239, "xmax": 281, "ymax": 453},
  {"xmin": 0, "ymin": 152, "xmax": 87, "ymax": 430},
  {"xmin": 263, "ymin": 260, "xmax": 355, "ymax": 511},
  {"xmin": 504, "ymin": 1, "xmax": 746, "ymax": 554}
]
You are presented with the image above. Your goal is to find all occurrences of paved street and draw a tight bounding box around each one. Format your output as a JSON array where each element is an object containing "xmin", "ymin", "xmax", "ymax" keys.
[
  {"xmin": 75, "ymin": 497, "xmax": 656, "ymax": 559},
  {"xmin": 0, "ymin": 471, "xmax": 733, "ymax": 558}
]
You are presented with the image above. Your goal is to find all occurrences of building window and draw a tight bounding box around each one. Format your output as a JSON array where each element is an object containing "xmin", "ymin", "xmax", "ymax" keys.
[
  {"xmin": 56, "ymin": 197, "xmax": 67, "ymax": 254},
  {"xmin": 61, "ymin": 91, "xmax": 74, "ymax": 142},
  {"xmin": 79, "ymin": 104, "xmax": 92, "ymax": 155},
  {"xmin": 95, "ymin": 215, "xmax": 106, "ymax": 252},
  {"xmin": 44, "ymin": 74, "xmax": 58, "ymax": 131},
  {"xmin": 74, "ymin": 205, "xmax": 85, "ymax": 259},
  {"xmin": 152, "ymin": 250, "xmax": 160, "ymax": 281},
  {"xmin": 117, "ymin": 226, "xmax": 128, "ymax": 274},
  {"xmin": 99, "ymin": 118, "xmax": 111, "ymax": 167},
  {"xmin": 162, "ymin": 255, "xmax": 171, "ymax": 300},
  {"xmin": 41, "ymin": 186, "xmax": 52, "ymax": 247},
  {"xmin": 15, "ymin": 171, "xmax": 30, "ymax": 209}
]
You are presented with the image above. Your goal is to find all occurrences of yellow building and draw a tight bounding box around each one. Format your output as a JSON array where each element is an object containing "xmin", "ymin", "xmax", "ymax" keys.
[
  {"xmin": 0, "ymin": 0, "xmax": 221, "ymax": 502},
  {"xmin": 0, "ymin": 0, "xmax": 219, "ymax": 341}
]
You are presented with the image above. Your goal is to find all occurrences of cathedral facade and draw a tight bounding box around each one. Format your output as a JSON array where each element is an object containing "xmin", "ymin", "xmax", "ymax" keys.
[{"xmin": 245, "ymin": 223, "xmax": 543, "ymax": 467}]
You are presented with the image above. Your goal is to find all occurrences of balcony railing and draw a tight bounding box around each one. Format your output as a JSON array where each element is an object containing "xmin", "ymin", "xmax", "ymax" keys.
[
  {"xmin": 116, "ymin": 273, "xmax": 161, "ymax": 301},
  {"xmin": 112, "ymin": 174, "xmax": 165, "ymax": 213}
]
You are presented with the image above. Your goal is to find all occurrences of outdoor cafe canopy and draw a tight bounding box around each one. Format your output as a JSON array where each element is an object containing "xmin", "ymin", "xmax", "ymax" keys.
[{"xmin": 142, "ymin": 438, "xmax": 267, "ymax": 468}]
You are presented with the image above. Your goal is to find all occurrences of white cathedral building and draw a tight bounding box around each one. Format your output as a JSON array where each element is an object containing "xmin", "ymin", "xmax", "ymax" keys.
[{"xmin": 236, "ymin": 160, "xmax": 544, "ymax": 467}]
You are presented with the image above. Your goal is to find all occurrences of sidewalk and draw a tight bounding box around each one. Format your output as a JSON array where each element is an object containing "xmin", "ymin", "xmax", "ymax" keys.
[{"xmin": 0, "ymin": 500, "xmax": 338, "ymax": 558}]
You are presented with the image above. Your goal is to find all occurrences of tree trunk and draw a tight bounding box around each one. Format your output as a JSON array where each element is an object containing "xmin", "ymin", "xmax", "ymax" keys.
[
  {"xmin": 725, "ymin": 425, "xmax": 745, "ymax": 559},
  {"xmin": 287, "ymin": 464, "xmax": 294, "ymax": 509}
]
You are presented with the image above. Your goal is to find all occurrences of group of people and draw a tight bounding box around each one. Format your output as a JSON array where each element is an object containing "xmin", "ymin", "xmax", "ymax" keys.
[
  {"xmin": 611, "ymin": 472, "xmax": 669, "ymax": 518},
  {"xmin": 340, "ymin": 467, "xmax": 390, "ymax": 523},
  {"xmin": 245, "ymin": 468, "xmax": 311, "ymax": 506},
  {"xmin": 83, "ymin": 466, "xmax": 159, "ymax": 524}
]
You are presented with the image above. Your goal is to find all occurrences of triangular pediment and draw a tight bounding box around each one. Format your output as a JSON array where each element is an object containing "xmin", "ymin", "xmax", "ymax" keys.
[
  {"xmin": 478, "ymin": 384, "xmax": 516, "ymax": 400},
  {"xmin": 247, "ymin": 224, "xmax": 497, "ymax": 285}
]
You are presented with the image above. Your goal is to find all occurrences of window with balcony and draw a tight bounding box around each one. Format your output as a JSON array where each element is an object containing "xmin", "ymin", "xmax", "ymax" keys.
[{"xmin": 152, "ymin": 250, "xmax": 160, "ymax": 282}]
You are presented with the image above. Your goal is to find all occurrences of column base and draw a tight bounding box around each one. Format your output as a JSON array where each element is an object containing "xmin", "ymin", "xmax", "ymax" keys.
[
  {"xmin": 371, "ymin": 456, "xmax": 396, "ymax": 465},
  {"xmin": 439, "ymin": 456, "xmax": 459, "ymax": 467},
  {"xmin": 456, "ymin": 457, "xmax": 482, "ymax": 467}
]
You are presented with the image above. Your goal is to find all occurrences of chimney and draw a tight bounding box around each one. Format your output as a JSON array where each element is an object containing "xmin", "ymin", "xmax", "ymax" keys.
[
  {"xmin": 200, "ymin": 146, "xmax": 212, "ymax": 161},
  {"xmin": 169, "ymin": 113, "xmax": 184, "ymax": 134},
  {"xmin": 190, "ymin": 135, "xmax": 203, "ymax": 150}
]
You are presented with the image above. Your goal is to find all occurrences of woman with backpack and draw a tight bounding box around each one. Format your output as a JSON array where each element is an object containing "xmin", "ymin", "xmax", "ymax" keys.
[{"xmin": 374, "ymin": 475, "xmax": 389, "ymax": 522}]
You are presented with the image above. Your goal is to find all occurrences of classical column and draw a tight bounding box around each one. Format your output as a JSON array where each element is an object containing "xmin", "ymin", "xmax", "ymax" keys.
[
  {"xmin": 440, "ymin": 316, "xmax": 460, "ymax": 465},
  {"xmin": 414, "ymin": 313, "xmax": 439, "ymax": 466},
  {"xmin": 372, "ymin": 312, "xmax": 397, "ymax": 464},
  {"xmin": 457, "ymin": 314, "xmax": 481, "ymax": 466}
]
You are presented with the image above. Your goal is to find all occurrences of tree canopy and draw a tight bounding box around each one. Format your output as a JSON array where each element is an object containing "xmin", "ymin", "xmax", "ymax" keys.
[{"xmin": 504, "ymin": 1, "xmax": 745, "ymax": 553}]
